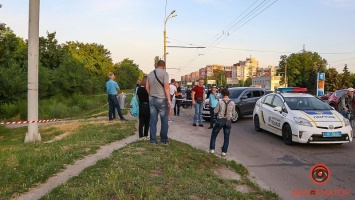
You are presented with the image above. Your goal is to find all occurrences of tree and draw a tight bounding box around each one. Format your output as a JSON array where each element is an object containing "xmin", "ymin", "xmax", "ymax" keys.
[
  {"xmin": 65, "ymin": 41, "xmax": 114, "ymax": 80},
  {"xmin": 244, "ymin": 77, "xmax": 252, "ymax": 87},
  {"xmin": 212, "ymin": 69, "xmax": 226, "ymax": 86},
  {"xmin": 113, "ymin": 59, "xmax": 144, "ymax": 89},
  {"xmin": 325, "ymin": 67, "xmax": 340, "ymax": 92},
  {"xmin": 339, "ymin": 64, "xmax": 352, "ymax": 89},
  {"xmin": 277, "ymin": 51, "xmax": 327, "ymax": 94},
  {"xmin": 154, "ymin": 56, "xmax": 160, "ymax": 67},
  {"xmin": 350, "ymin": 73, "xmax": 355, "ymax": 88}
]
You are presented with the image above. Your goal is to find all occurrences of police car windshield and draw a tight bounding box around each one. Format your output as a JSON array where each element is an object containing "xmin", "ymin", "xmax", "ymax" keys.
[{"xmin": 284, "ymin": 97, "xmax": 332, "ymax": 110}]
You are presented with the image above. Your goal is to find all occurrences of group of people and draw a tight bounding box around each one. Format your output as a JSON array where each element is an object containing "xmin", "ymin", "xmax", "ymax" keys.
[{"xmin": 106, "ymin": 60, "xmax": 235, "ymax": 156}]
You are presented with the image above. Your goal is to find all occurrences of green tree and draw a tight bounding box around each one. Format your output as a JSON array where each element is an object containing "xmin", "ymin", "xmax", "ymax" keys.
[
  {"xmin": 325, "ymin": 67, "xmax": 340, "ymax": 92},
  {"xmin": 113, "ymin": 59, "xmax": 144, "ymax": 89},
  {"xmin": 244, "ymin": 77, "xmax": 252, "ymax": 87},
  {"xmin": 350, "ymin": 73, "xmax": 355, "ymax": 88},
  {"xmin": 212, "ymin": 69, "xmax": 226, "ymax": 86},
  {"xmin": 154, "ymin": 56, "xmax": 160, "ymax": 67},
  {"xmin": 277, "ymin": 51, "xmax": 327, "ymax": 94},
  {"xmin": 339, "ymin": 64, "xmax": 352, "ymax": 89},
  {"xmin": 65, "ymin": 41, "xmax": 114, "ymax": 80}
]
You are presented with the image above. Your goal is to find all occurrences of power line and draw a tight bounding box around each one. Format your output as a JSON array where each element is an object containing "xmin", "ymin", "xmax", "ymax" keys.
[{"xmin": 179, "ymin": 0, "xmax": 278, "ymax": 70}]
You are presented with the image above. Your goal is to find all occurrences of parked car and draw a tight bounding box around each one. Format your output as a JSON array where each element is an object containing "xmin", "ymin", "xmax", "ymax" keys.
[
  {"xmin": 253, "ymin": 92, "xmax": 353, "ymax": 145},
  {"xmin": 320, "ymin": 92, "xmax": 333, "ymax": 103},
  {"xmin": 180, "ymin": 88, "xmax": 187, "ymax": 108},
  {"xmin": 328, "ymin": 89, "xmax": 348, "ymax": 111},
  {"xmin": 202, "ymin": 87, "xmax": 268, "ymax": 122}
]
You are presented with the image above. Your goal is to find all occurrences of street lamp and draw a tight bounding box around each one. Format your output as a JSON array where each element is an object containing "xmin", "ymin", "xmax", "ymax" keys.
[{"xmin": 164, "ymin": 10, "xmax": 177, "ymax": 69}]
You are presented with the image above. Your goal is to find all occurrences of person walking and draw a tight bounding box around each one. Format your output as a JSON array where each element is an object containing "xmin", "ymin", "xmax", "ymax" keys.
[
  {"xmin": 208, "ymin": 86, "xmax": 219, "ymax": 129},
  {"xmin": 209, "ymin": 88, "xmax": 235, "ymax": 157},
  {"xmin": 146, "ymin": 60, "xmax": 171, "ymax": 145},
  {"xmin": 174, "ymin": 82, "xmax": 182, "ymax": 116},
  {"xmin": 192, "ymin": 79, "xmax": 205, "ymax": 127},
  {"xmin": 106, "ymin": 73, "xmax": 127, "ymax": 121},
  {"xmin": 169, "ymin": 79, "xmax": 177, "ymax": 121},
  {"xmin": 136, "ymin": 76, "xmax": 150, "ymax": 140}
]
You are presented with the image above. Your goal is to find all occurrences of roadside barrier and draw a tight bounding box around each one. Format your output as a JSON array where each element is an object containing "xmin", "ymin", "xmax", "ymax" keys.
[{"xmin": 1, "ymin": 119, "xmax": 62, "ymax": 125}]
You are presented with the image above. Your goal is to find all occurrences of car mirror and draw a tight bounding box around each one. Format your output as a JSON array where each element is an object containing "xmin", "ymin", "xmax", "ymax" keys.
[
  {"xmin": 241, "ymin": 95, "xmax": 248, "ymax": 100},
  {"xmin": 274, "ymin": 106, "xmax": 282, "ymax": 113}
]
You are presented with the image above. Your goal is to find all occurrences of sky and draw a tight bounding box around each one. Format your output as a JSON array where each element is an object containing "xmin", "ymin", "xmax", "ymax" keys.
[{"xmin": 1, "ymin": 0, "xmax": 355, "ymax": 80}]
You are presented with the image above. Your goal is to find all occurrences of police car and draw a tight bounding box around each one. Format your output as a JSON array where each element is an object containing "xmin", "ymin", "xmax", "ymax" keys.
[{"xmin": 252, "ymin": 89, "xmax": 353, "ymax": 145}]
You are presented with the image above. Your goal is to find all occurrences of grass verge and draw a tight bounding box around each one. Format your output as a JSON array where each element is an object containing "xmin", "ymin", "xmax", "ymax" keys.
[
  {"xmin": 0, "ymin": 120, "xmax": 135, "ymax": 199},
  {"xmin": 41, "ymin": 140, "xmax": 279, "ymax": 200}
]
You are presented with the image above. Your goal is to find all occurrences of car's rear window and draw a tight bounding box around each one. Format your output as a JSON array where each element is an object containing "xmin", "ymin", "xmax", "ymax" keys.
[{"xmin": 229, "ymin": 89, "xmax": 244, "ymax": 99}]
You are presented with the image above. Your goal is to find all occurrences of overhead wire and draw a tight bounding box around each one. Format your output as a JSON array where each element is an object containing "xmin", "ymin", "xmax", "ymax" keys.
[{"xmin": 179, "ymin": 0, "xmax": 278, "ymax": 70}]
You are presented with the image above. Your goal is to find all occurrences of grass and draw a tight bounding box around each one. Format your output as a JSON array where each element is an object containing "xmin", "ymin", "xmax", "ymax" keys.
[
  {"xmin": 0, "ymin": 120, "xmax": 135, "ymax": 199},
  {"xmin": 40, "ymin": 140, "xmax": 279, "ymax": 200},
  {"xmin": 0, "ymin": 89, "xmax": 135, "ymax": 122}
]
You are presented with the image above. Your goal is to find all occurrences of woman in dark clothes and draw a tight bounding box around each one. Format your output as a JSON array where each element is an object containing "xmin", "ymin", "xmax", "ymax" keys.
[{"xmin": 136, "ymin": 76, "xmax": 150, "ymax": 139}]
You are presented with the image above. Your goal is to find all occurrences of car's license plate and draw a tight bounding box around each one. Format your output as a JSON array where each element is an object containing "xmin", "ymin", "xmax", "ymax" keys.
[
  {"xmin": 202, "ymin": 111, "xmax": 209, "ymax": 115},
  {"xmin": 323, "ymin": 132, "xmax": 341, "ymax": 137}
]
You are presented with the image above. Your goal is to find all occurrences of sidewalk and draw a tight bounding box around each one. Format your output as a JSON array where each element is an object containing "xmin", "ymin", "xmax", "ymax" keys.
[{"xmin": 14, "ymin": 107, "xmax": 270, "ymax": 200}]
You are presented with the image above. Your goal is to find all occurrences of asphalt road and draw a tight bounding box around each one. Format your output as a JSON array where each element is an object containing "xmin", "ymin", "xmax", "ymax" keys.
[
  {"xmin": 227, "ymin": 116, "xmax": 355, "ymax": 200},
  {"xmin": 177, "ymin": 107, "xmax": 354, "ymax": 200}
]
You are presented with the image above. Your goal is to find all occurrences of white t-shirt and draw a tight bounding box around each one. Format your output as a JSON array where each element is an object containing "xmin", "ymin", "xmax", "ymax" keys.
[{"xmin": 169, "ymin": 84, "xmax": 177, "ymax": 99}]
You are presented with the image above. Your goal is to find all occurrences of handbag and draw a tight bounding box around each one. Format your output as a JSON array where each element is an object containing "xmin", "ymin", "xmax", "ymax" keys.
[
  {"xmin": 129, "ymin": 87, "xmax": 139, "ymax": 117},
  {"xmin": 196, "ymin": 97, "xmax": 203, "ymax": 104}
]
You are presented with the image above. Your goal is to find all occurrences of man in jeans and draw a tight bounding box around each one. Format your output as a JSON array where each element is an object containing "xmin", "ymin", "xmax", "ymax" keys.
[
  {"xmin": 106, "ymin": 73, "xmax": 127, "ymax": 121},
  {"xmin": 192, "ymin": 79, "xmax": 205, "ymax": 127},
  {"xmin": 146, "ymin": 60, "xmax": 171, "ymax": 144}
]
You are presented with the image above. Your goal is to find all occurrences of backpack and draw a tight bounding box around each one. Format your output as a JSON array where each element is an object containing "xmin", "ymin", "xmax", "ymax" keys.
[{"xmin": 130, "ymin": 87, "xmax": 139, "ymax": 117}]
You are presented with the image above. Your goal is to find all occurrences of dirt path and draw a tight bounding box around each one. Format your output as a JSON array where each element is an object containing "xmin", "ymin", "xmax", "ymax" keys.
[{"xmin": 13, "ymin": 108, "xmax": 270, "ymax": 200}]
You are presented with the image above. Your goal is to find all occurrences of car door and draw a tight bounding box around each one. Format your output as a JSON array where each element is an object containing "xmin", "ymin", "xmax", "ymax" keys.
[
  {"xmin": 259, "ymin": 94, "xmax": 275, "ymax": 130},
  {"xmin": 267, "ymin": 95, "xmax": 285, "ymax": 135},
  {"xmin": 239, "ymin": 90, "xmax": 255, "ymax": 115}
]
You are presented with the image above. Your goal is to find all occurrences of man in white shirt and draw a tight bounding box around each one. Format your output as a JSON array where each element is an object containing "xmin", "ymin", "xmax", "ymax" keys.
[{"xmin": 169, "ymin": 79, "xmax": 177, "ymax": 121}]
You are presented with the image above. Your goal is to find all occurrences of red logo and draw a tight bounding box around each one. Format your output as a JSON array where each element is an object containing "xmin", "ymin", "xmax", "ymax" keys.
[{"xmin": 310, "ymin": 164, "xmax": 331, "ymax": 185}]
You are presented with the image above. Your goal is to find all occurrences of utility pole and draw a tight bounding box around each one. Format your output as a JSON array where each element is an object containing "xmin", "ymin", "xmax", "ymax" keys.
[
  {"xmin": 285, "ymin": 62, "xmax": 288, "ymax": 87},
  {"xmin": 25, "ymin": 0, "xmax": 41, "ymax": 143},
  {"xmin": 164, "ymin": 10, "xmax": 176, "ymax": 69}
]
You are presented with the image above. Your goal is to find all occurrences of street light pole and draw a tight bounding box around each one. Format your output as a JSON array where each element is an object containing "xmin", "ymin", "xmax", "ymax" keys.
[{"xmin": 164, "ymin": 10, "xmax": 176, "ymax": 69}]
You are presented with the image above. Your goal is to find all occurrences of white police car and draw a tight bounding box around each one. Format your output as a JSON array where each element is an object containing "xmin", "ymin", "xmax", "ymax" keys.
[{"xmin": 253, "ymin": 91, "xmax": 353, "ymax": 145}]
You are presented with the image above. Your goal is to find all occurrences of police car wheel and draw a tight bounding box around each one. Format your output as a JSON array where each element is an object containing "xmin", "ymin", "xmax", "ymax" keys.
[
  {"xmin": 254, "ymin": 115, "xmax": 262, "ymax": 132},
  {"xmin": 282, "ymin": 124, "xmax": 294, "ymax": 145}
]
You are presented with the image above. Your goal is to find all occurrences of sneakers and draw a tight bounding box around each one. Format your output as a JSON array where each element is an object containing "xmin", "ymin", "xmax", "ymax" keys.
[
  {"xmin": 208, "ymin": 126, "xmax": 213, "ymax": 129},
  {"xmin": 221, "ymin": 152, "xmax": 226, "ymax": 157},
  {"xmin": 198, "ymin": 124, "xmax": 203, "ymax": 127},
  {"xmin": 192, "ymin": 123, "xmax": 197, "ymax": 126},
  {"xmin": 169, "ymin": 119, "xmax": 174, "ymax": 122},
  {"xmin": 209, "ymin": 149, "xmax": 215, "ymax": 154}
]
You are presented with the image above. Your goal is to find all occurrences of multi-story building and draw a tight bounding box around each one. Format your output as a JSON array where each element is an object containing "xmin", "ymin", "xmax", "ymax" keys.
[
  {"xmin": 252, "ymin": 75, "xmax": 283, "ymax": 90},
  {"xmin": 199, "ymin": 68, "xmax": 206, "ymax": 79},
  {"xmin": 234, "ymin": 57, "xmax": 259, "ymax": 82},
  {"xmin": 190, "ymin": 71, "xmax": 199, "ymax": 82}
]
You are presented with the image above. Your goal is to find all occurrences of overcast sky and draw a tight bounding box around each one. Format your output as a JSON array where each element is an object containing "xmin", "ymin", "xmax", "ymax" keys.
[{"xmin": 1, "ymin": 0, "xmax": 354, "ymax": 80}]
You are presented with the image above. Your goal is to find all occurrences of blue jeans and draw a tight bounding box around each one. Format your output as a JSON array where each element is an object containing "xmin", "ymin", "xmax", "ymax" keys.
[
  {"xmin": 209, "ymin": 118, "xmax": 232, "ymax": 153},
  {"xmin": 149, "ymin": 97, "xmax": 169, "ymax": 144},
  {"xmin": 108, "ymin": 94, "xmax": 124, "ymax": 120},
  {"xmin": 193, "ymin": 103, "xmax": 203, "ymax": 125}
]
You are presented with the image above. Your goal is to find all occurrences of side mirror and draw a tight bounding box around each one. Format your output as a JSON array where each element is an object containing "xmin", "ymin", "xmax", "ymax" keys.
[
  {"xmin": 274, "ymin": 106, "xmax": 282, "ymax": 113},
  {"xmin": 241, "ymin": 95, "xmax": 248, "ymax": 100}
]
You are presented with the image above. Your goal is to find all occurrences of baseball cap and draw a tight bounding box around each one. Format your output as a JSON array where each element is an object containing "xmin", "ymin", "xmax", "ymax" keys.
[{"xmin": 348, "ymin": 88, "xmax": 354, "ymax": 92}]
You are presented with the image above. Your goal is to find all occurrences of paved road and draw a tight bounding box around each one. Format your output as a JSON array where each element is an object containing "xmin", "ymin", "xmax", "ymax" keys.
[{"xmin": 178, "ymin": 108, "xmax": 355, "ymax": 200}]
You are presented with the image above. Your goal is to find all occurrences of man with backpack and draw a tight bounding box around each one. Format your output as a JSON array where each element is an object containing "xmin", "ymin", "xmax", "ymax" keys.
[{"xmin": 209, "ymin": 88, "xmax": 235, "ymax": 157}]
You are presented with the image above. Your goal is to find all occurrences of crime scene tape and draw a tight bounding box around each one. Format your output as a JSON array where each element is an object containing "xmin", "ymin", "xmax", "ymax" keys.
[{"xmin": 1, "ymin": 119, "xmax": 62, "ymax": 125}]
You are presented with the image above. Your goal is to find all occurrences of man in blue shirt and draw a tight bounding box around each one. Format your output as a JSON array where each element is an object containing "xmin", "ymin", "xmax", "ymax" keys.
[
  {"xmin": 208, "ymin": 86, "xmax": 219, "ymax": 129},
  {"xmin": 106, "ymin": 73, "xmax": 127, "ymax": 121}
]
